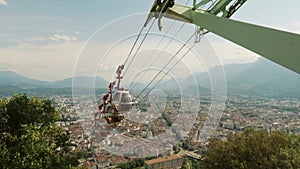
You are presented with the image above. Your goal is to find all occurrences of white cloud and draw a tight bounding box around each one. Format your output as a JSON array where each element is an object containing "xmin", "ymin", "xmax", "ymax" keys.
[
  {"xmin": 0, "ymin": 0, "xmax": 7, "ymax": 6},
  {"xmin": 49, "ymin": 34, "xmax": 77, "ymax": 42},
  {"xmin": 73, "ymin": 30, "xmax": 80, "ymax": 35},
  {"xmin": 0, "ymin": 33, "xmax": 261, "ymax": 82},
  {"xmin": 0, "ymin": 42, "xmax": 83, "ymax": 81},
  {"xmin": 207, "ymin": 36, "xmax": 259, "ymax": 65}
]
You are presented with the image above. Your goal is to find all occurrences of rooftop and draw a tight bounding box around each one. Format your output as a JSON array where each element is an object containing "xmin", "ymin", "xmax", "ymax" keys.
[{"xmin": 145, "ymin": 154, "xmax": 182, "ymax": 165}]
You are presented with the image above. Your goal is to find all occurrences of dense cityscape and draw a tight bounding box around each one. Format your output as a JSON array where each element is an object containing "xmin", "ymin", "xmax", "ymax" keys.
[{"xmin": 48, "ymin": 93, "xmax": 300, "ymax": 168}]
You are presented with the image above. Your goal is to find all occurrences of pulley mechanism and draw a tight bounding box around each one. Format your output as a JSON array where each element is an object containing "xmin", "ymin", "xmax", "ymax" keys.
[{"xmin": 144, "ymin": 0, "xmax": 175, "ymax": 30}]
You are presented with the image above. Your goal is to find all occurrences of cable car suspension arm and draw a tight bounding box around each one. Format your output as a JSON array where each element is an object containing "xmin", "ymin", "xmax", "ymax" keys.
[{"xmin": 146, "ymin": 0, "xmax": 300, "ymax": 74}]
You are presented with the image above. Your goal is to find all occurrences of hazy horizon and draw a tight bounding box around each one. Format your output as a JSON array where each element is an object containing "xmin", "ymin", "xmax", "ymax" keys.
[{"xmin": 1, "ymin": 0, "xmax": 299, "ymax": 81}]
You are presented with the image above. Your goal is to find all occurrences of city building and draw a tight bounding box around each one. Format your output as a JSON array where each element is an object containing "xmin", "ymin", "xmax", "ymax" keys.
[{"xmin": 145, "ymin": 154, "xmax": 183, "ymax": 169}]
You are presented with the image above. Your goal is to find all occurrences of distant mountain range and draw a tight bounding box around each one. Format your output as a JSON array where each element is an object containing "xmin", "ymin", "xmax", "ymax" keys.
[
  {"xmin": 184, "ymin": 57, "xmax": 300, "ymax": 97},
  {"xmin": 0, "ymin": 71, "xmax": 50, "ymax": 88},
  {"xmin": 0, "ymin": 71, "xmax": 109, "ymax": 89},
  {"xmin": 156, "ymin": 57, "xmax": 300, "ymax": 97},
  {"xmin": 0, "ymin": 71, "xmax": 109, "ymax": 96},
  {"xmin": 226, "ymin": 58, "xmax": 300, "ymax": 97},
  {"xmin": 0, "ymin": 57, "xmax": 300, "ymax": 97}
]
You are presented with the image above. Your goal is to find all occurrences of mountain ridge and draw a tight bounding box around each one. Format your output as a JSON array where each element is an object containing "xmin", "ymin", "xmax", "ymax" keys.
[
  {"xmin": 0, "ymin": 71, "xmax": 109, "ymax": 89},
  {"xmin": 1, "ymin": 58, "xmax": 300, "ymax": 97}
]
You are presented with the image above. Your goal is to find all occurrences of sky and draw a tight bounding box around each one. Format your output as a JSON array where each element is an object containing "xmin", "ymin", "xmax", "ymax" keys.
[{"xmin": 1, "ymin": 0, "xmax": 300, "ymax": 81}]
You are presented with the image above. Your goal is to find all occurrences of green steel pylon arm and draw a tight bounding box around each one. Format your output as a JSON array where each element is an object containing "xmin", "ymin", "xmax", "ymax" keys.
[
  {"xmin": 147, "ymin": 2, "xmax": 300, "ymax": 74},
  {"xmin": 190, "ymin": 10, "xmax": 300, "ymax": 74}
]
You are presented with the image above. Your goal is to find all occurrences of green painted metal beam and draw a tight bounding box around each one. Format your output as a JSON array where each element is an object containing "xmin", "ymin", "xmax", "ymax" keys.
[
  {"xmin": 191, "ymin": 11, "xmax": 300, "ymax": 74},
  {"xmin": 194, "ymin": 0, "xmax": 212, "ymax": 10},
  {"xmin": 166, "ymin": 5, "xmax": 300, "ymax": 74}
]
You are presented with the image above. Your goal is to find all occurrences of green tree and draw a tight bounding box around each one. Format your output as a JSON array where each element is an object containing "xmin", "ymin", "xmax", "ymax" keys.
[
  {"xmin": 117, "ymin": 158, "xmax": 145, "ymax": 169},
  {"xmin": 202, "ymin": 128, "xmax": 300, "ymax": 169},
  {"xmin": 0, "ymin": 94, "xmax": 79, "ymax": 169}
]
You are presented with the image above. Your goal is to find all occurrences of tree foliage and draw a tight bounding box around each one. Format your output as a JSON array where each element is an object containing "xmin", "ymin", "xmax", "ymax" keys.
[
  {"xmin": 0, "ymin": 94, "xmax": 79, "ymax": 169},
  {"xmin": 117, "ymin": 158, "xmax": 145, "ymax": 169},
  {"xmin": 182, "ymin": 158, "xmax": 202, "ymax": 169},
  {"xmin": 202, "ymin": 128, "xmax": 300, "ymax": 169}
]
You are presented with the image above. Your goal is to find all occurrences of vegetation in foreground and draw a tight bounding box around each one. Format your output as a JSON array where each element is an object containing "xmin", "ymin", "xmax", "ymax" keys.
[
  {"xmin": 0, "ymin": 94, "xmax": 85, "ymax": 169},
  {"xmin": 1, "ymin": 94, "xmax": 300, "ymax": 169},
  {"xmin": 201, "ymin": 128, "xmax": 300, "ymax": 169}
]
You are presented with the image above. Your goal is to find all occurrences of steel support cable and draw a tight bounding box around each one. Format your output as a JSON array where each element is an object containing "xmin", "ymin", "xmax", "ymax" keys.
[
  {"xmin": 130, "ymin": 0, "xmax": 192, "ymax": 90},
  {"xmin": 148, "ymin": 22, "xmax": 186, "ymax": 68},
  {"xmin": 143, "ymin": 34, "xmax": 204, "ymax": 100},
  {"xmin": 123, "ymin": 24, "xmax": 146, "ymax": 66},
  {"xmin": 125, "ymin": 0, "xmax": 211, "ymax": 79},
  {"xmin": 132, "ymin": 0, "xmax": 195, "ymax": 89},
  {"xmin": 141, "ymin": 42, "xmax": 197, "ymax": 102},
  {"xmin": 142, "ymin": 21, "xmax": 176, "ymax": 69},
  {"xmin": 129, "ymin": 21, "xmax": 177, "ymax": 90},
  {"xmin": 130, "ymin": 22, "xmax": 187, "ymax": 90},
  {"xmin": 135, "ymin": 32, "xmax": 196, "ymax": 100},
  {"xmin": 123, "ymin": 0, "xmax": 171, "ymax": 76},
  {"xmin": 123, "ymin": 19, "xmax": 156, "ymax": 77}
]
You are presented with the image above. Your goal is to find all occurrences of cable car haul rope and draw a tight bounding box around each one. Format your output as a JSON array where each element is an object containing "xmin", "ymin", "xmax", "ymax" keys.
[
  {"xmin": 94, "ymin": 0, "xmax": 269, "ymax": 127},
  {"xmin": 94, "ymin": 0, "xmax": 204, "ymax": 127}
]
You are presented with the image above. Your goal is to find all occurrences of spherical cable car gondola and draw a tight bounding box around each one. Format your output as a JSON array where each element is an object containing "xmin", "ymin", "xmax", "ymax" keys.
[{"xmin": 95, "ymin": 64, "xmax": 135, "ymax": 127}]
